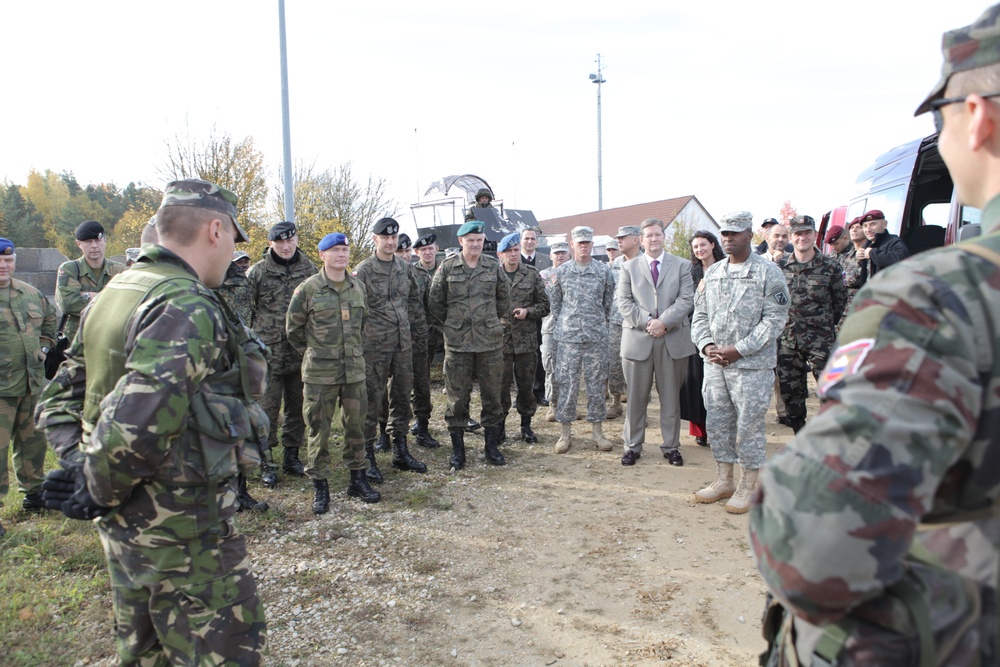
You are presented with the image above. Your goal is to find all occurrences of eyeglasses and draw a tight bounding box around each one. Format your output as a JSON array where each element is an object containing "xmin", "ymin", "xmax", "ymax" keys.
[{"xmin": 929, "ymin": 91, "xmax": 1000, "ymax": 132}]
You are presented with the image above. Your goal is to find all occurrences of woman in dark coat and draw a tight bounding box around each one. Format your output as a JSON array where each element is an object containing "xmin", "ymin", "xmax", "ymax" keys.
[{"xmin": 679, "ymin": 230, "xmax": 725, "ymax": 445}]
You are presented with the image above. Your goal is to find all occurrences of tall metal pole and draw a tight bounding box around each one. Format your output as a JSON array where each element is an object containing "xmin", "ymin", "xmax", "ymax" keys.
[
  {"xmin": 279, "ymin": 0, "xmax": 295, "ymax": 223},
  {"xmin": 590, "ymin": 54, "xmax": 607, "ymax": 211}
]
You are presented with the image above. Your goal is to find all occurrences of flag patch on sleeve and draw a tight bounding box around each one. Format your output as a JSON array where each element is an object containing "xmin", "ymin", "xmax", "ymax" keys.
[{"xmin": 818, "ymin": 338, "xmax": 874, "ymax": 397}]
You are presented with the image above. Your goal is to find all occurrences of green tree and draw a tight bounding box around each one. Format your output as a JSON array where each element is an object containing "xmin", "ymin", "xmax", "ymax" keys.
[
  {"xmin": 0, "ymin": 183, "xmax": 47, "ymax": 248},
  {"xmin": 665, "ymin": 215, "xmax": 696, "ymax": 260}
]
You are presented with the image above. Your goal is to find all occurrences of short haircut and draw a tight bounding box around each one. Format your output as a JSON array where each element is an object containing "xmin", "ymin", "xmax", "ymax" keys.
[
  {"xmin": 640, "ymin": 217, "xmax": 665, "ymax": 232},
  {"xmin": 946, "ymin": 62, "xmax": 1000, "ymax": 98},
  {"xmin": 156, "ymin": 206, "xmax": 218, "ymax": 246},
  {"xmin": 140, "ymin": 218, "xmax": 160, "ymax": 245}
]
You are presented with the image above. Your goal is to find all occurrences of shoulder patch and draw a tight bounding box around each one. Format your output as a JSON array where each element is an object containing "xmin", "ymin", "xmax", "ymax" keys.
[
  {"xmin": 772, "ymin": 289, "xmax": 787, "ymax": 305},
  {"xmin": 818, "ymin": 338, "xmax": 874, "ymax": 397}
]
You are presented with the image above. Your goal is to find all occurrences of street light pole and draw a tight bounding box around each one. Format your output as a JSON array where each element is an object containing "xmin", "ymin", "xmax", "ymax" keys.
[
  {"xmin": 589, "ymin": 54, "xmax": 607, "ymax": 211},
  {"xmin": 279, "ymin": 0, "xmax": 295, "ymax": 223}
]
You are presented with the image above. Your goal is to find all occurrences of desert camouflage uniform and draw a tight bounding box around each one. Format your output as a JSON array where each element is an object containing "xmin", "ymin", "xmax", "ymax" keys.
[
  {"xmin": 215, "ymin": 261, "xmax": 253, "ymax": 326},
  {"xmin": 55, "ymin": 256, "xmax": 126, "ymax": 342},
  {"xmin": 776, "ymin": 252, "xmax": 848, "ymax": 429},
  {"xmin": 352, "ymin": 254, "xmax": 425, "ymax": 440},
  {"xmin": 247, "ymin": 250, "xmax": 316, "ymax": 456},
  {"xmin": 749, "ymin": 199, "xmax": 1000, "ymax": 667},
  {"xmin": 607, "ymin": 255, "xmax": 627, "ymax": 396},
  {"xmin": 0, "ymin": 279, "xmax": 55, "ymax": 505},
  {"xmin": 550, "ymin": 259, "xmax": 615, "ymax": 423},
  {"xmin": 501, "ymin": 263, "xmax": 550, "ymax": 419},
  {"xmin": 691, "ymin": 254, "xmax": 789, "ymax": 469},
  {"xmin": 36, "ymin": 245, "xmax": 268, "ymax": 665},
  {"xmin": 428, "ymin": 253, "xmax": 510, "ymax": 429},
  {"xmin": 538, "ymin": 266, "xmax": 560, "ymax": 405},
  {"xmin": 286, "ymin": 269, "xmax": 369, "ymax": 479}
]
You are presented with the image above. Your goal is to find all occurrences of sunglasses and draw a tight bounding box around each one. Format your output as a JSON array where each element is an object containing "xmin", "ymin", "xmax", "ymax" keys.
[{"xmin": 929, "ymin": 91, "xmax": 1000, "ymax": 132}]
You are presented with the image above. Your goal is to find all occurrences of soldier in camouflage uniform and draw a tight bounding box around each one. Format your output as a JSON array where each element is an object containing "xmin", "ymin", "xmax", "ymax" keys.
[
  {"xmin": 690, "ymin": 211, "xmax": 788, "ymax": 514},
  {"xmin": 353, "ymin": 217, "xmax": 427, "ymax": 478},
  {"xmin": 407, "ymin": 234, "xmax": 441, "ymax": 448},
  {"xmin": 540, "ymin": 242, "xmax": 570, "ymax": 422},
  {"xmin": 36, "ymin": 180, "xmax": 268, "ymax": 665},
  {"xmin": 428, "ymin": 220, "xmax": 511, "ymax": 468},
  {"xmin": 247, "ymin": 221, "xmax": 316, "ymax": 479},
  {"xmin": 0, "ymin": 239, "xmax": 56, "ymax": 535},
  {"xmin": 776, "ymin": 215, "xmax": 848, "ymax": 433},
  {"xmin": 607, "ymin": 225, "xmax": 643, "ymax": 419},
  {"xmin": 56, "ymin": 220, "xmax": 126, "ymax": 343},
  {"xmin": 496, "ymin": 232, "xmax": 550, "ymax": 443},
  {"xmin": 549, "ymin": 226, "xmax": 616, "ymax": 453},
  {"xmin": 750, "ymin": 10, "xmax": 1000, "ymax": 664},
  {"xmin": 465, "ymin": 187, "xmax": 495, "ymax": 222},
  {"xmin": 287, "ymin": 233, "xmax": 380, "ymax": 512}
]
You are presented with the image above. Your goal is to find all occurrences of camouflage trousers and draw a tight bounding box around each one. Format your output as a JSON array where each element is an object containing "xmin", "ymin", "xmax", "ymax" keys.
[
  {"xmin": 502, "ymin": 352, "xmax": 537, "ymax": 418},
  {"xmin": 776, "ymin": 341, "xmax": 832, "ymax": 426},
  {"xmin": 0, "ymin": 392, "xmax": 45, "ymax": 504},
  {"xmin": 443, "ymin": 348, "xmax": 503, "ymax": 430},
  {"xmin": 411, "ymin": 344, "xmax": 433, "ymax": 421},
  {"xmin": 555, "ymin": 340, "xmax": 608, "ymax": 423},
  {"xmin": 98, "ymin": 524, "xmax": 267, "ymax": 666},
  {"xmin": 541, "ymin": 333, "xmax": 559, "ymax": 405},
  {"xmin": 608, "ymin": 324, "xmax": 626, "ymax": 396},
  {"xmin": 364, "ymin": 349, "xmax": 413, "ymax": 440},
  {"xmin": 702, "ymin": 364, "xmax": 773, "ymax": 469},
  {"xmin": 303, "ymin": 381, "xmax": 368, "ymax": 479},
  {"xmin": 260, "ymin": 368, "xmax": 304, "ymax": 452}
]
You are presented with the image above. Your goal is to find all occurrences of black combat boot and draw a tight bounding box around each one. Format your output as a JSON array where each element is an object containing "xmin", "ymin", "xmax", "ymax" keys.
[
  {"xmin": 237, "ymin": 473, "xmax": 269, "ymax": 512},
  {"xmin": 520, "ymin": 414, "xmax": 538, "ymax": 444},
  {"xmin": 374, "ymin": 421, "xmax": 391, "ymax": 452},
  {"xmin": 260, "ymin": 463, "xmax": 279, "ymax": 489},
  {"xmin": 391, "ymin": 432, "xmax": 427, "ymax": 473},
  {"xmin": 449, "ymin": 428, "xmax": 466, "ymax": 470},
  {"xmin": 410, "ymin": 421, "xmax": 419, "ymax": 436},
  {"xmin": 311, "ymin": 478, "xmax": 330, "ymax": 514},
  {"xmin": 282, "ymin": 446, "xmax": 305, "ymax": 476},
  {"xmin": 484, "ymin": 424, "xmax": 506, "ymax": 466},
  {"xmin": 499, "ymin": 416, "xmax": 508, "ymax": 443},
  {"xmin": 365, "ymin": 440, "xmax": 384, "ymax": 483},
  {"xmin": 465, "ymin": 417, "xmax": 482, "ymax": 433},
  {"xmin": 347, "ymin": 469, "xmax": 382, "ymax": 503},
  {"xmin": 22, "ymin": 491, "xmax": 46, "ymax": 512},
  {"xmin": 413, "ymin": 418, "xmax": 440, "ymax": 448}
]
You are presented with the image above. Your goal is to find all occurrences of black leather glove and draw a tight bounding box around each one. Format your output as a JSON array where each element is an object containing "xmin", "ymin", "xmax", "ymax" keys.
[
  {"xmin": 42, "ymin": 467, "xmax": 112, "ymax": 521},
  {"xmin": 41, "ymin": 468, "xmax": 76, "ymax": 510}
]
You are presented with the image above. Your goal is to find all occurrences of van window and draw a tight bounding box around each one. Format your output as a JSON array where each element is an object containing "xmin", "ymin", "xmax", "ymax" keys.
[
  {"xmin": 921, "ymin": 202, "xmax": 949, "ymax": 228},
  {"xmin": 960, "ymin": 205, "xmax": 982, "ymax": 227},
  {"xmin": 847, "ymin": 200, "xmax": 868, "ymax": 225},
  {"xmin": 866, "ymin": 186, "xmax": 907, "ymax": 236}
]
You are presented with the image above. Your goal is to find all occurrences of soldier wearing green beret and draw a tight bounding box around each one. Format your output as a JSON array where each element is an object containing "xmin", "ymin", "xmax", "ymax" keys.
[
  {"xmin": 752, "ymin": 6, "xmax": 1000, "ymax": 664},
  {"xmin": 36, "ymin": 179, "xmax": 268, "ymax": 664},
  {"xmin": 0, "ymin": 238, "xmax": 56, "ymax": 536}
]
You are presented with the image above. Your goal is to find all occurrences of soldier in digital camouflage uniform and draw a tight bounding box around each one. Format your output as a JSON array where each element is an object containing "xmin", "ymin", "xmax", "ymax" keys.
[
  {"xmin": 750, "ymin": 8, "xmax": 1000, "ymax": 665},
  {"xmin": 496, "ymin": 232, "xmax": 550, "ymax": 443},
  {"xmin": 406, "ymin": 233, "xmax": 441, "ymax": 449},
  {"xmin": 353, "ymin": 217, "xmax": 427, "ymax": 478},
  {"xmin": 549, "ymin": 226, "xmax": 616, "ymax": 453},
  {"xmin": 36, "ymin": 179, "xmax": 268, "ymax": 665},
  {"xmin": 540, "ymin": 242, "xmax": 570, "ymax": 423},
  {"xmin": 287, "ymin": 232, "xmax": 379, "ymax": 512},
  {"xmin": 776, "ymin": 215, "xmax": 848, "ymax": 433},
  {"xmin": 607, "ymin": 225, "xmax": 643, "ymax": 419},
  {"xmin": 247, "ymin": 221, "xmax": 316, "ymax": 479},
  {"xmin": 428, "ymin": 220, "xmax": 511, "ymax": 468},
  {"xmin": 0, "ymin": 238, "xmax": 56, "ymax": 535},
  {"xmin": 690, "ymin": 211, "xmax": 788, "ymax": 514},
  {"xmin": 56, "ymin": 220, "xmax": 126, "ymax": 343}
]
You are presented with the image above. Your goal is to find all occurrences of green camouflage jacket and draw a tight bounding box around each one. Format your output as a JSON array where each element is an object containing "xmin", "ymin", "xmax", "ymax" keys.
[
  {"xmin": 428, "ymin": 253, "xmax": 510, "ymax": 353},
  {"xmin": 37, "ymin": 245, "xmax": 270, "ymax": 546},
  {"xmin": 407, "ymin": 262, "xmax": 431, "ymax": 350},
  {"xmin": 56, "ymin": 257, "xmax": 126, "ymax": 342},
  {"xmin": 247, "ymin": 250, "xmax": 316, "ymax": 374},
  {"xmin": 352, "ymin": 254, "xmax": 424, "ymax": 353},
  {"xmin": 778, "ymin": 251, "xmax": 849, "ymax": 350},
  {"xmin": 413, "ymin": 260, "xmax": 440, "ymax": 346},
  {"xmin": 214, "ymin": 261, "xmax": 253, "ymax": 326},
  {"xmin": 286, "ymin": 270, "xmax": 368, "ymax": 385},
  {"xmin": 0, "ymin": 278, "xmax": 56, "ymax": 396},
  {"xmin": 501, "ymin": 263, "xmax": 550, "ymax": 355},
  {"xmin": 750, "ymin": 198, "xmax": 1000, "ymax": 664}
]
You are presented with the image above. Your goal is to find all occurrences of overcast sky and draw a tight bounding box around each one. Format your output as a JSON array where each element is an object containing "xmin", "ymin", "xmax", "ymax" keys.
[{"xmin": 1, "ymin": 1, "xmax": 989, "ymax": 237}]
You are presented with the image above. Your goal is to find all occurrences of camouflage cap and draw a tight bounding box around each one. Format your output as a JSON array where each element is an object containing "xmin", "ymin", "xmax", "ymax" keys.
[
  {"xmin": 0, "ymin": 238, "xmax": 14, "ymax": 255},
  {"xmin": 615, "ymin": 225, "xmax": 641, "ymax": 238},
  {"xmin": 916, "ymin": 4, "xmax": 1000, "ymax": 115},
  {"xmin": 606, "ymin": 238, "xmax": 619, "ymax": 250},
  {"xmin": 233, "ymin": 250, "xmax": 250, "ymax": 261},
  {"xmin": 397, "ymin": 233, "xmax": 412, "ymax": 250},
  {"xmin": 550, "ymin": 241, "xmax": 570, "ymax": 254},
  {"xmin": 789, "ymin": 215, "xmax": 816, "ymax": 233},
  {"xmin": 413, "ymin": 233, "xmax": 437, "ymax": 249},
  {"xmin": 75, "ymin": 220, "xmax": 105, "ymax": 241},
  {"xmin": 498, "ymin": 232, "xmax": 520, "ymax": 252},
  {"xmin": 159, "ymin": 179, "xmax": 248, "ymax": 242},
  {"xmin": 718, "ymin": 211, "xmax": 753, "ymax": 233},
  {"xmin": 571, "ymin": 226, "xmax": 594, "ymax": 242},
  {"xmin": 457, "ymin": 220, "xmax": 485, "ymax": 237},
  {"xmin": 475, "ymin": 187, "xmax": 493, "ymax": 201}
]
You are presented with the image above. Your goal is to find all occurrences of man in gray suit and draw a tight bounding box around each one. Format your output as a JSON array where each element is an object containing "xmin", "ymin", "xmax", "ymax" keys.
[{"xmin": 616, "ymin": 218, "xmax": 696, "ymax": 467}]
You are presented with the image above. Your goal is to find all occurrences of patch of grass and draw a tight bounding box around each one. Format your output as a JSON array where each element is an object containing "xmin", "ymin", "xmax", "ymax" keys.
[{"xmin": 399, "ymin": 481, "xmax": 453, "ymax": 511}]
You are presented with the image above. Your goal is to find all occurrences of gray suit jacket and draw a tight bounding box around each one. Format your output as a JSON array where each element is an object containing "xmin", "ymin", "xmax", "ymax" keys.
[{"xmin": 616, "ymin": 252, "xmax": 696, "ymax": 361}]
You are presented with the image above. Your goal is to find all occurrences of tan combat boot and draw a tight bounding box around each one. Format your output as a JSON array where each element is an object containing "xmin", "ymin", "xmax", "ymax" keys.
[
  {"xmin": 724, "ymin": 467, "xmax": 760, "ymax": 514},
  {"xmin": 545, "ymin": 405, "xmax": 557, "ymax": 422},
  {"xmin": 555, "ymin": 422, "xmax": 572, "ymax": 453},
  {"xmin": 591, "ymin": 421, "xmax": 614, "ymax": 451},
  {"xmin": 693, "ymin": 462, "xmax": 736, "ymax": 504},
  {"xmin": 606, "ymin": 394, "xmax": 623, "ymax": 419}
]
